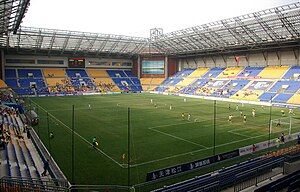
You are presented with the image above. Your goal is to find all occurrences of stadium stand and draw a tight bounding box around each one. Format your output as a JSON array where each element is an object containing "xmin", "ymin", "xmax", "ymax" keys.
[
  {"xmin": 258, "ymin": 92, "xmax": 277, "ymax": 102},
  {"xmin": 202, "ymin": 67, "xmax": 225, "ymax": 78},
  {"xmin": 217, "ymin": 67, "xmax": 243, "ymax": 78},
  {"xmin": 268, "ymin": 80, "xmax": 300, "ymax": 93},
  {"xmin": 0, "ymin": 80, "xmax": 8, "ymax": 88},
  {"xmin": 86, "ymin": 69, "xmax": 109, "ymax": 77},
  {"xmin": 257, "ymin": 66, "xmax": 289, "ymax": 79},
  {"xmin": 18, "ymin": 69, "xmax": 43, "ymax": 78},
  {"xmin": 282, "ymin": 66, "xmax": 300, "ymax": 79},
  {"xmin": 141, "ymin": 78, "xmax": 165, "ymax": 91},
  {"xmin": 287, "ymin": 94, "xmax": 300, "ymax": 105},
  {"xmin": 153, "ymin": 156, "xmax": 284, "ymax": 192},
  {"xmin": 188, "ymin": 68, "xmax": 210, "ymax": 78},
  {"xmin": 43, "ymin": 69, "xmax": 67, "ymax": 77},
  {"xmin": 255, "ymin": 169, "xmax": 300, "ymax": 192},
  {"xmin": 237, "ymin": 67, "xmax": 264, "ymax": 77},
  {"xmin": 2, "ymin": 2, "xmax": 300, "ymax": 191},
  {"xmin": 5, "ymin": 69, "xmax": 17, "ymax": 79}
]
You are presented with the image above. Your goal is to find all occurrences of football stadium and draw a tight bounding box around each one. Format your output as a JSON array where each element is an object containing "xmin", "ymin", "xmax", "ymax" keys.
[{"xmin": 1, "ymin": 1, "xmax": 300, "ymax": 191}]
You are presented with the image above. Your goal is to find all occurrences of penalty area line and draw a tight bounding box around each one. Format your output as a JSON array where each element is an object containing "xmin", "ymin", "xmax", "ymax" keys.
[
  {"xmin": 148, "ymin": 127, "xmax": 208, "ymax": 149},
  {"xmin": 228, "ymin": 130, "xmax": 252, "ymax": 138},
  {"xmin": 30, "ymin": 100, "xmax": 125, "ymax": 168}
]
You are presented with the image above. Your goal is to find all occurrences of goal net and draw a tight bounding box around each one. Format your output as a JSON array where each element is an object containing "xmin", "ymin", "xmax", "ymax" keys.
[{"xmin": 270, "ymin": 116, "xmax": 300, "ymax": 135}]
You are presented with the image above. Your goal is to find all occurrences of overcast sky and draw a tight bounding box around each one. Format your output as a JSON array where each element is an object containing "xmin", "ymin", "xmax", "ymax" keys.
[{"xmin": 21, "ymin": 0, "xmax": 298, "ymax": 37}]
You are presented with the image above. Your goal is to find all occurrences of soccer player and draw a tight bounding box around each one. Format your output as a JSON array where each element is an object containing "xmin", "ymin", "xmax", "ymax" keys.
[
  {"xmin": 236, "ymin": 104, "xmax": 239, "ymax": 111},
  {"xmin": 150, "ymin": 99, "xmax": 153, "ymax": 104},
  {"xmin": 184, "ymin": 98, "xmax": 186, "ymax": 102},
  {"xmin": 243, "ymin": 114, "xmax": 247, "ymax": 122},
  {"xmin": 240, "ymin": 111, "xmax": 243, "ymax": 117},
  {"xmin": 281, "ymin": 109, "xmax": 285, "ymax": 116},
  {"xmin": 276, "ymin": 119, "xmax": 281, "ymax": 127},
  {"xmin": 169, "ymin": 104, "xmax": 172, "ymax": 110},
  {"xmin": 181, "ymin": 113, "xmax": 185, "ymax": 120},
  {"xmin": 50, "ymin": 132, "xmax": 54, "ymax": 139},
  {"xmin": 187, "ymin": 113, "xmax": 191, "ymax": 121},
  {"xmin": 122, "ymin": 153, "xmax": 126, "ymax": 164},
  {"xmin": 280, "ymin": 133, "xmax": 285, "ymax": 144},
  {"xmin": 228, "ymin": 114, "xmax": 233, "ymax": 122},
  {"xmin": 289, "ymin": 108, "xmax": 295, "ymax": 115},
  {"xmin": 92, "ymin": 136, "xmax": 98, "ymax": 148},
  {"xmin": 88, "ymin": 103, "xmax": 91, "ymax": 109},
  {"xmin": 228, "ymin": 104, "xmax": 231, "ymax": 111},
  {"xmin": 276, "ymin": 137, "xmax": 280, "ymax": 148},
  {"xmin": 252, "ymin": 108, "xmax": 256, "ymax": 117}
]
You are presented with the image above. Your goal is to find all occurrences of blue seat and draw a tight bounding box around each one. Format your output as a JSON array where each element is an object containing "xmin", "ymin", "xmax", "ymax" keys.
[
  {"xmin": 5, "ymin": 69, "xmax": 17, "ymax": 78},
  {"xmin": 18, "ymin": 69, "xmax": 43, "ymax": 78},
  {"xmin": 259, "ymin": 92, "xmax": 277, "ymax": 101},
  {"xmin": 272, "ymin": 93, "xmax": 293, "ymax": 103},
  {"xmin": 66, "ymin": 69, "xmax": 88, "ymax": 77},
  {"xmin": 202, "ymin": 68, "xmax": 225, "ymax": 78},
  {"xmin": 238, "ymin": 67, "xmax": 265, "ymax": 77}
]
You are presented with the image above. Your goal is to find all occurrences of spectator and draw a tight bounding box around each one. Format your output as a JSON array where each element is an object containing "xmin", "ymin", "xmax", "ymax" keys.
[
  {"xmin": 41, "ymin": 159, "xmax": 50, "ymax": 176},
  {"xmin": 252, "ymin": 144, "xmax": 256, "ymax": 152}
]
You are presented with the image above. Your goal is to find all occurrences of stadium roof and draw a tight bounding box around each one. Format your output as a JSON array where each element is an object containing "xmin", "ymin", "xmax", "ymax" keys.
[
  {"xmin": 151, "ymin": 2, "xmax": 300, "ymax": 57},
  {"xmin": 0, "ymin": 0, "xmax": 30, "ymax": 35},
  {"xmin": 0, "ymin": 2, "xmax": 300, "ymax": 58}
]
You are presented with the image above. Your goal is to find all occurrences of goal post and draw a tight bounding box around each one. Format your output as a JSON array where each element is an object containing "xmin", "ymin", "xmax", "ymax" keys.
[{"xmin": 270, "ymin": 116, "xmax": 292, "ymax": 135}]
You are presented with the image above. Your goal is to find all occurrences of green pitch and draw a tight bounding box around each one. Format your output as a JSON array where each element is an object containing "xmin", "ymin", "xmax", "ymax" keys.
[{"xmin": 26, "ymin": 93, "xmax": 300, "ymax": 187}]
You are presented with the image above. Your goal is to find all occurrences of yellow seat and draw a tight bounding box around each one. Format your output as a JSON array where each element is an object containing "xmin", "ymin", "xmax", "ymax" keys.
[
  {"xmin": 87, "ymin": 69, "xmax": 108, "ymax": 77},
  {"xmin": 45, "ymin": 78, "xmax": 66, "ymax": 86},
  {"xmin": 176, "ymin": 78, "xmax": 196, "ymax": 86},
  {"xmin": 217, "ymin": 67, "xmax": 243, "ymax": 78},
  {"xmin": 258, "ymin": 66, "xmax": 289, "ymax": 79},
  {"xmin": 188, "ymin": 68, "xmax": 210, "ymax": 78},
  {"xmin": 287, "ymin": 94, "xmax": 300, "ymax": 105},
  {"xmin": 43, "ymin": 69, "xmax": 66, "ymax": 77},
  {"xmin": 0, "ymin": 79, "xmax": 7, "ymax": 88},
  {"xmin": 230, "ymin": 90, "xmax": 264, "ymax": 101}
]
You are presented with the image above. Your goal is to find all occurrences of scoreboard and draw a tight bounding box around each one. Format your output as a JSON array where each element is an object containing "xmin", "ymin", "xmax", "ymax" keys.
[{"xmin": 68, "ymin": 58, "xmax": 85, "ymax": 68}]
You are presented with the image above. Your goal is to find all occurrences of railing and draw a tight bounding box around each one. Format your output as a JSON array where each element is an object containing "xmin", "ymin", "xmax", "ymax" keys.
[
  {"xmin": 69, "ymin": 185, "xmax": 130, "ymax": 192},
  {"xmin": 233, "ymin": 157, "xmax": 284, "ymax": 192},
  {"xmin": 0, "ymin": 176, "xmax": 69, "ymax": 192}
]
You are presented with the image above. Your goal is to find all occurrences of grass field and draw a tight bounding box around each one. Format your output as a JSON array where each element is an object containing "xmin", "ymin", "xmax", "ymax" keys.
[{"xmin": 26, "ymin": 93, "xmax": 300, "ymax": 188}]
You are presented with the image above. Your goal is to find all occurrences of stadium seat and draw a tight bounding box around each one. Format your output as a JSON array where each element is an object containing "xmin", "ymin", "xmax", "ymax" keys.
[
  {"xmin": 217, "ymin": 67, "xmax": 243, "ymax": 78},
  {"xmin": 86, "ymin": 69, "xmax": 108, "ymax": 77},
  {"xmin": 258, "ymin": 66, "xmax": 289, "ymax": 79},
  {"xmin": 43, "ymin": 69, "xmax": 66, "ymax": 77}
]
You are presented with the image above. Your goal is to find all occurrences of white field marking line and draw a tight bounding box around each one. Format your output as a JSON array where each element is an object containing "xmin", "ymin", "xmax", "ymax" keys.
[
  {"xmin": 30, "ymin": 100, "xmax": 125, "ymax": 168},
  {"xmin": 149, "ymin": 121, "xmax": 194, "ymax": 129},
  {"xmin": 129, "ymin": 131, "xmax": 272, "ymax": 168},
  {"xmin": 227, "ymin": 130, "xmax": 252, "ymax": 138},
  {"xmin": 148, "ymin": 127, "xmax": 208, "ymax": 149}
]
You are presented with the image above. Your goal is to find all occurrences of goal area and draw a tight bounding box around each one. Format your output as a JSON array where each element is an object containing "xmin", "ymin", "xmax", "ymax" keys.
[{"xmin": 270, "ymin": 116, "xmax": 300, "ymax": 135}]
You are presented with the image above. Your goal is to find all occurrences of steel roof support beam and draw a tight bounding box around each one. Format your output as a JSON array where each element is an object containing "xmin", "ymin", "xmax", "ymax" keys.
[
  {"xmin": 73, "ymin": 35, "xmax": 84, "ymax": 55},
  {"xmin": 13, "ymin": 0, "xmax": 30, "ymax": 34},
  {"xmin": 234, "ymin": 17, "xmax": 262, "ymax": 42},
  {"xmin": 253, "ymin": 12, "xmax": 280, "ymax": 41},
  {"xmin": 48, "ymin": 32, "xmax": 56, "ymax": 56},
  {"xmin": 34, "ymin": 30, "xmax": 43, "ymax": 54},
  {"xmin": 60, "ymin": 32, "xmax": 70, "ymax": 55},
  {"xmin": 96, "ymin": 40, "xmax": 108, "ymax": 56},
  {"xmin": 275, "ymin": 8, "xmax": 299, "ymax": 38}
]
